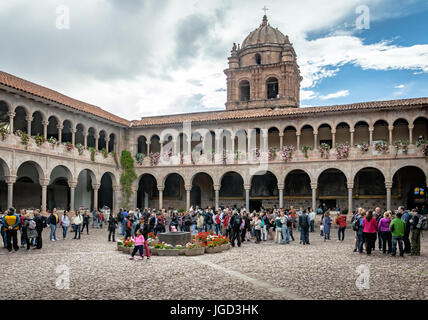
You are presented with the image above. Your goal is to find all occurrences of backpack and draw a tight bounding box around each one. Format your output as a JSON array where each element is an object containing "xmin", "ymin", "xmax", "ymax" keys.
[
  {"xmin": 28, "ymin": 220, "xmax": 36, "ymax": 230},
  {"xmin": 117, "ymin": 211, "xmax": 123, "ymax": 223},
  {"xmin": 352, "ymin": 217, "xmax": 360, "ymax": 231},
  {"xmin": 233, "ymin": 215, "xmax": 242, "ymax": 228},
  {"xmin": 416, "ymin": 215, "xmax": 428, "ymax": 230},
  {"xmin": 286, "ymin": 217, "xmax": 292, "ymax": 228},
  {"xmin": 316, "ymin": 208, "xmax": 323, "ymax": 215},
  {"xmin": 300, "ymin": 215, "xmax": 308, "ymax": 228}
]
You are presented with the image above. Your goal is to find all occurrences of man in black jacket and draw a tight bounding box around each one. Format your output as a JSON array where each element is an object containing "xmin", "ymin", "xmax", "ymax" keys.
[
  {"xmin": 229, "ymin": 211, "xmax": 242, "ymax": 248},
  {"xmin": 33, "ymin": 210, "xmax": 45, "ymax": 249},
  {"xmin": 107, "ymin": 214, "xmax": 117, "ymax": 242}
]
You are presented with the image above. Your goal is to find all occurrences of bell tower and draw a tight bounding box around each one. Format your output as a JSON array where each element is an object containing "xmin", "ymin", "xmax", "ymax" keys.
[{"xmin": 224, "ymin": 15, "xmax": 302, "ymax": 110}]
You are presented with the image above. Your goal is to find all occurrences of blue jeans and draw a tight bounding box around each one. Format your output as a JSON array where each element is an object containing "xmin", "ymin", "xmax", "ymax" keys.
[
  {"xmin": 357, "ymin": 229, "xmax": 364, "ymax": 252},
  {"xmin": 62, "ymin": 226, "xmax": 68, "ymax": 239},
  {"xmin": 392, "ymin": 236, "xmax": 404, "ymax": 256},
  {"xmin": 281, "ymin": 226, "xmax": 290, "ymax": 244},
  {"xmin": 300, "ymin": 228, "xmax": 309, "ymax": 244},
  {"xmin": 92, "ymin": 218, "xmax": 98, "ymax": 228},
  {"xmin": 198, "ymin": 227, "xmax": 203, "ymax": 233},
  {"xmin": 74, "ymin": 225, "xmax": 81, "ymax": 239},
  {"xmin": 50, "ymin": 224, "xmax": 57, "ymax": 241},
  {"xmin": 191, "ymin": 224, "xmax": 196, "ymax": 236},
  {"xmin": 1, "ymin": 229, "xmax": 7, "ymax": 247},
  {"xmin": 214, "ymin": 224, "xmax": 222, "ymax": 235}
]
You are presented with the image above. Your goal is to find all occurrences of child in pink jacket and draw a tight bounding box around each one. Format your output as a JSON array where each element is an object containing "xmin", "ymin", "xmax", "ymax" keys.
[{"xmin": 129, "ymin": 230, "xmax": 146, "ymax": 260}]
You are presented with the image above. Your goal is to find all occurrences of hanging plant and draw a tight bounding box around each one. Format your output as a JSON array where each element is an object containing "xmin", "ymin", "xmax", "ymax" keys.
[
  {"xmin": 102, "ymin": 148, "xmax": 108, "ymax": 158},
  {"xmin": 65, "ymin": 142, "xmax": 74, "ymax": 152},
  {"xmin": 48, "ymin": 136, "xmax": 57, "ymax": 147},
  {"xmin": 135, "ymin": 153, "xmax": 145, "ymax": 165},
  {"xmin": 234, "ymin": 150, "xmax": 242, "ymax": 161},
  {"xmin": 33, "ymin": 134, "xmax": 45, "ymax": 147},
  {"xmin": 180, "ymin": 152, "xmax": 185, "ymax": 165},
  {"xmin": 356, "ymin": 142, "xmax": 369, "ymax": 154},
  {"xmin": 375, "ymin": 141, "xmax": 389, "ymax": 154},
  {"xmin": 16, "ymin": 130, "xmax": 29, "ymax": 149},
  {"xmin": 162, "ymin": 149, "xmax": 172, "ymax": 161},
  {"xmin": 0, "ymin": 127, "xmax": 9, "ymax": 141},
  {"xmin": 222, "ymin": 150, "xmax": 227, "ymax": 164},
  {"xmin": 268, "ymin": 147, "xmax": 277, "ymax": 161},
  {"xmin": 120, "ymin": 150, "xmax": 137, "ymax": 208},
  {"xmin": 281, "ymin": 145, "xmax": 296, "ymax": 162},
  {"xmin": 252, "ymin": 148, "xmax": 260, "ymax": 161},
  {"xmin": 393, "ymin": 140, "xmax": 409, "ymax": 155},
  {"xmin": 416, "ymin": 139, "xmax": 428, "ymax": 156},
  {"xmin": 75, "ymin": 143, "xmax": 84, "ymax": 155},
  {"xmin": 319, "ymin": 143, "xmax": 331, "ymax": 159},
  {"xmin": 301, "ymin": 145, "xmax": 311, "ymax": 159},
  {"xmin": 89, "ymin": 147, "xmax": 97, "ymax": 162},
  {"xmin": 113, "ymin": 151, "xmax": 120, "ymax": 169},
  {"xmin": 335, "ymin": 143, "xmax": 350, "ymax": 159},
  {"xmin": 150, "ymin": 152, "xmax": 160, "ymax": 166}
]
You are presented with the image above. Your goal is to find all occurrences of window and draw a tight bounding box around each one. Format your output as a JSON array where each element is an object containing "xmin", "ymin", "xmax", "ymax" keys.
[
  {"xmin": 266, "ymin": 77, "xmax": 279, "ymax": 99},
  {"xmin": 255, "ymin": 53, "xmax": 262, "ymax": 65},
  {"xmin": 239, "ymin": 80, "xmax": 250, "ymax": 102}
]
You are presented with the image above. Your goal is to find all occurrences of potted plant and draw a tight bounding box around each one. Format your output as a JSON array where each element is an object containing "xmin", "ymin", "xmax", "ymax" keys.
[
  {"xmin": 65, "ymin": 142, "xmax": 74, "ymax": 152},
  {"xmin": 184, "ymin": 242, "xmax": 205, "ymax": 256},
  {"xmin": 335, "ymin": 143, "xmax": 350, "ymax": 159},
  {"xmin": 33, "ymin": 134, "xmax": 45, "ymax": 147},
  {"xmin": 301, "ymin": 145, "xmax": 311, "ymax": 159},
  {"xmin": 101, "ymin": 148, "xmax": 108, "ymax": 158},
  {"xmin": 252, "ymin": 148, "xmax": 260, "ymax": 161},
  {"xmin": 117, "ymin": 239, "xmax": 124, "ymax": 251},
  {"xmin": 268, "ymin": 147, "xmax": 277, "ymax": 161},
  {"xmin": 89, "ymin": 147, "xmax": 97, "ymax": 162},
  {"xmin": 75, "ymin": 143, "xmax": 85, "ymax": 155},
  {"xmin": 48, "ymin": 136, "xmax": 57, "ymax": 147},
  {"xmin": 416, "ymin": 139, "xmax": 428, "ymax": 156},
  {"xmin": 16, "ymin": 130, "xmax": 29, "ymax": 149},
  {"xmin": 319, "ymin": 143, "xmax": 330, "ymax": 159},
  {"xmin": 149, "ymin": 152, "xmax": 160, "ymax": 166},
  {"xmin": 356, "ymin": 142, "xmax": 369, "ymax": 154},
  {"xmin": 135, "ymin": 153, "xmax": 145, "ymax": 165},
  {"xmin": 393, "ymin": 140, "xmax": 409, "ymax": 155},
  {"xmin": 375, "ymin": 141, "xmax": 389, "ymax": 154},
  {"xmin": 281, "ymin": 145, "xmax": 296, "ymax": 162},
  {"xmin": 0, "ymin": 127, "xmax": 8, "ymax": 141},
  {"xmin": 174, "ymin": 244, "xmax": 186, "ymax": 255},
  {"xmin": 122, "ymin": 238, "xmax": 135, "ymax": 254},
  {"xmin": 155, "ymin": 242, "xmax": 180, "ymax": 256}
]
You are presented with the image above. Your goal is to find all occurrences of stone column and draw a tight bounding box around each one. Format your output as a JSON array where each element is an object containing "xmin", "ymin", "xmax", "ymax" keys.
[
  {"xmin": 69, "ymin": 181, "xmax": 77, "ymax": 211},
  {"xmin": 313, "ymin": 131, "xmax": 318, "ymax": 150},
  {"xmin": 95, "ymin": 133, "xmax": 99, "ymax": 151},
  {"xmin": 113, "ymin": 185, "xmax": 120, "ymax": 214},
  {"xmin": 158, "ymin": 186, "xmax": 164, "ymax": 210},
  {"xmin": 57, "ymin": 125, "xmax": 63, "ymax": 143},
  {"xmin": 331, "ymin": 129, "xmax": 336, "ymax": 148},
  {"xmin": 215, "ymin": 133, "xmax": 222, "ymax": 164},
  {"xmin": 347, "ymin": 183, "xmax": 354, "ymax": 213},
  {"xmin": 247, "ymin": 131, "xmax": 252, "ymax": 161},
  {"xmin": 8, "ymin": 112, "xmax": 15, "ymax": 134},
  {"xmin": 83, "ymin": 132, "xmax": 88, "ymax": 149},
  {"xmin": 385, "ymin": 182, "xmax": 393, "ymax": 211},
  {"xmin": 408, "ymin": 125, "xmax": 414, "ymax": 146},
  {"xmin": 5, "ymin": 176, "xmax": 16, "ymax": 209},
  {"xmin": 92, "ymin": 184, "xmax": 100, "ymax": 211},
  {"xmin": 311, "ymin": 182, "xmax": 317, "ymax": 211},
  {"xmin": 279, "ymin": 133, "xmax": 284, "ymax": 150},
  {"xmin": 278, "ymin": 184, "xmax": 284, "ymax": 209},
  {"xmin": 296, "ymin": 132, "xmax": 301, "ymax": 152},
  {"xmin": 42, "ymin": 120, "xmax": 49, "ymax": 139},
  {"xmin": 369, "ymin": 127, "xmax": 374, "ymax": 146},
  {"xmin": 105, "ymin": 138, "xmax": 110, "ymax": 153},
  {"xmin": 261, "ymin": 129, "xmax": 268, "ymax": 153},
  {"xmin": 244, "ymin": 184, "xmax": 251, "ymax": 211},
  {"xmin": 40, "ymin": 179, "xmax": 49, "ymax": 214},
  {"xmin": 26, "ymin": 116, "xmax": 33, "ymax": 136},
  {"xmin": 350, "ymin": 129, "xmax": 355, "ymax": 147},
  {"xmin": 185, "ymin": 185, "xmax": 192, "ymax": 210},
  {"xmin": 214, "ymin": 185, "xmax": 220, "ymax": 210},
  {"xmin": 71, "ymin": 129, "xmax": 76, "ymax": 146},
  {"xmin": 388, "ymin": 126, "xmax": 394, "ymax": 146}
]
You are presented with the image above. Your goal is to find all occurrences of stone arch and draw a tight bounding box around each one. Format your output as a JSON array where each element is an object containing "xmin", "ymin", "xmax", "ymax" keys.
[
  {"xmin": 0, "ymin": 157, "xmax": 11, "ymax": 177},
  {"xmin": 219, "ymin": 171, "xmax": 244, "ymax": 198},
  {"xmin": 137, "ymin": 173, "xmax": 158, "ymax": 209},
  {"xmin": 280, "ymin": 167, "xmax": 314, "ymax": 185},
  {"xmin": 13, "ymin": 106, "xmax": 28, "ymax": 133},
  {"xmin": 77, "ymin": 168, "xmax": 97, "ymax": 185},
  {"xmin": 191, "ymin": 172, "xmax": 215, "ymax": 208},
  {"xmin": 392, "ymin": 165, "xmax": 427, "ymax": 210},
  {"xmin": 99, "ymin": 172, "xmax": 114, "ymax": 210},
  {"xmin": 31, "ymin": 110, "xmax": 44, "ymax": 137},
  {"xmin": 15, "ymin": 160, "xmax": 45, "ymax": 180},
  {"xmin": 190, "ymin": 171, "xmax": 215, "ymax": 186},
  {"xmin": 317, "ymin": 167, "xmax": 348, "ymax": 210},
  {"xmin": 266, "ymin": 76, "xmax": 279, "ymax": 99},
  {"xmin": 49, "ymin": 165, "xmax": 73, "ymax": 184}
]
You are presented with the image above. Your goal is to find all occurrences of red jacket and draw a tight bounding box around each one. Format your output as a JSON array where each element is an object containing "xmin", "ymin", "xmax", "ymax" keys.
[
  {"xmin": 223, "ymin": 216, "xmax": 230, "ymax": 228},
  {"xmin": 336, "ymin": 215, "xmax": 347, "ymax": 228}
]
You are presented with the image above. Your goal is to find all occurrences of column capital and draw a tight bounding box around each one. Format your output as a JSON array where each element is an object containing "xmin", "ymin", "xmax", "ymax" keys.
[
  {"xmin": 57, "ymin": 125, "xmax": 64, "ymax": 130},
  {"xmin": 42, "ymin": 120, "xmax": 50, "ymax": 126},
  {"xmin": 5, "ymin": 175, "xmax": 17, "ymax": 184},
  {"xmin": 277, "ymin": 184, "xmax": 284, "ymax": 190},
  {"xmin": 385, "ymin": 181, "xmax": 393, "ymax": 189},
  {"xmin": 331, "ymin": 129, "xmax": 337, "ymax": 134},
  {"xmin": 369, "ymin": 127, "xmax": 374, "ymax": 132},
  {"xmin": 313, "ymin": 130, "xmax": 318, "ymax": 135},
  {"xmin": 7, "ymin": 111, "xmax": 16, "ymax": 118},
  {"xmin": 146, "ymin": 141, "xmax": 151, "ymax": 145},
  {"xmin": 157, "ymin": 186, "xmax": 165, "ymax": 192},
  {"xmin": 310, "ymin": 182, "xmax": 318, "ymax": 190},
  {"xmin": 71, "ymin": 129, "xmax": 77, "ymax": 134},
  {"xmin": 68, "ymin": 181, "xmax": 78, "ymax": 189},
  {"xmin": 39, "ymin": 178, "xmax": 50, "ymax": 187},
  {"xmin": 347, "ymin": 183, "xmax": 354, "ymax": 189},
  {"xmin": 349, "ymin": 128, "xmax": 355, "ymax": 133},
  {"xmin": 214, "ymin": 185, "xmax": 221, "ymax": 192},
  {"xmin": 296, "ymin": 132, "xmax": 301, "ymax": 136},
  {"xmin": 388, "ymin": 125, "xmax": 394, "ymax": 131},
  {"xmin": 408, "ymin": 125, "xmax": 414, "ymax": 130},
  {"xmin": 25, "ymin": 116, "xmax": 33, "ymax": 122},
  {"xmin": 185, "ymin": 185, "xmax": 192, "ymax": 192},
  {"xmin": 244, "ymin": 184, "xmax": 251, "ymax": 191},
  {"xmin": 92, "ymin": 183, "xmax": 101, "ymax": 191},
  {"xmin": 279, "ymin": 132, "xmax": 284, "ymax": 138}
]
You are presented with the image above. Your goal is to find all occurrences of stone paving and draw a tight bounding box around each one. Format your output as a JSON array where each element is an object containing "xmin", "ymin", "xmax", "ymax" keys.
[{"xmin": 0, "ymin": 227, "xmax": 427, "ymax": 300}]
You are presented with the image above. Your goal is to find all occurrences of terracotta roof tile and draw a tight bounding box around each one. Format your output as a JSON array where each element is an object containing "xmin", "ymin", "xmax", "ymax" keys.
[
  {"xmin": 0, "ymin": 71, "xmax": 130, "ymax": 126},
  {"xmin": 131, "ymin": 97, "xmax": 428, "ymax": 127}
]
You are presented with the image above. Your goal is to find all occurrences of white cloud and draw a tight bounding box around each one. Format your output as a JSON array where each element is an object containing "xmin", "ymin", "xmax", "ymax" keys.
[
  {"xmin": 319, "ymin": 90, "xmax": 350, "ymax": 100},
  {"xmin": 395, "ymin": 84, "xmax": 405, "ymax": 89}
]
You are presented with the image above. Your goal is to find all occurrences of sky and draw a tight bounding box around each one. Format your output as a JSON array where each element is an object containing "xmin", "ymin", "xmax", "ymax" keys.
[{"xmin": 0, "ymin": 0, "xmax": 427, "ymax": 120}]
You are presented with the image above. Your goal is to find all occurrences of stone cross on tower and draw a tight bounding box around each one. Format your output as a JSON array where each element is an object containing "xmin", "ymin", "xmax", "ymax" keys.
[{"xmin": 262, "ymin": 6, "xmax": 269, "ymax": 15}]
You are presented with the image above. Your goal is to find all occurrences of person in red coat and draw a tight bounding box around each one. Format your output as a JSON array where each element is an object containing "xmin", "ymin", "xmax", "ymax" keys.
[{"xmin": 335, "ymin": 212, "xmax": 348, "ymax": 242}]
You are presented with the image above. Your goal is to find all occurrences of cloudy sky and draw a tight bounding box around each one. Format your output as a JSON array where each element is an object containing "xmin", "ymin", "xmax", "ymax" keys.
[{"xmin": 0, "ymin": 0, "xmax": 427, "ymax": 120}]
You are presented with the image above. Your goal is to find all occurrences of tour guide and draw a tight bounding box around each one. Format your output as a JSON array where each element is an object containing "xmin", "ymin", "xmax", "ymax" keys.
[{"xmin": 1, "ymin": 208, "xmax": 21, "ymax": 252}]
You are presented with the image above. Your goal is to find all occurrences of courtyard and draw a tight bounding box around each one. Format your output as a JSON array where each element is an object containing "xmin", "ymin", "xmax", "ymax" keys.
[{"xmin": 1, "ymin": 226, "xmax": 427, "ymax": 300}]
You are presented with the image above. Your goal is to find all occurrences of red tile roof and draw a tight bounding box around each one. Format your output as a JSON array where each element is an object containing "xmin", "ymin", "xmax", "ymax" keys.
[
  {"xmin": 131, "ymin": 97, "xmax": 428, "ymax": 127},
  {"xmin": 0, "ymin": 71, "xmax": 130, "ymax": 126}
]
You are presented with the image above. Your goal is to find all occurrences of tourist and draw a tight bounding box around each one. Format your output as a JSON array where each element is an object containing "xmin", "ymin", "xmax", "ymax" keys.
[
  {"xmin": 322, "ymin": 211, "xmax": 332, "ymax": 242},
  {"xmin": 98, "ymin": 211, "xmax": 104, "ymax": 229},
  {"xmin": 378, "ymin": 211, "xmax": 392, "ymax": 254},
  {"xmin": 2, "ymin": 208, "xmax": 20, "ymax": 252},
  {"xmin": 362, "ymin": 211, "xmax": 378, "ymax": 255},
  {"xmin": 204, "ymin": 209, "xmax": 214, "ymax": 232},
  {"xmin": 48, "ymin": 210, "xmax": 58, "ymax": 242},
  {"xmin": 289, "ymin": 206, "xmax": 297, "ymax": 229},
  {"xmin": 260, "ymin": 212, "xmax": 267, "ymax": 241},
  {"xmin": 400, "ymin": 207, "xmax": 412, "ymax": 254},
  {"xmin": 410, "ymin": 209, "xmax": 425, "ymax": 256},
  {"xmin": 196, "ymin": 212, "xmax": 204, "ymax": 234},
  {"xmin": 129, "ymin": 229, "xmax": 145, "ymax": 261},
  {"xmin": 60, "ymin": 211, "xmax": 70, "ymax": 240},
  {"xmin": 19, "ymin": 209, "xmax": 26, "ymax": 247},
  {"xmin": 156, "ymin": 212, "xmax": 166, "ymax": 234},
  {"xmin": 298, "ymin": 210, "xmax": 310, "ymax": 245},
  {"xmin": 117, "ymin": 208, "xmax": 124, "ymax": 235},
  {"xmin": 390, "ymin": 211, "xmax": 406, "ymax": 257},
  {"xmin": 308, "ymin": 208, "xmax": 315, "ymax": 233},
  {"xmin": 24, "ymin": 212, "xmax": 37, "ymax": 250},
  {"xmin": 214, "ymin": 209, "xmax": 222, "ymax": 235},
  {"xmin": 92, "ymin": 209, "xmax": 98, "ymax": 229},
  {"xmin": 0, "ymin": 211, "xmax": 7, "ymax": 248},
  {"xmin": 280, "ymin": 212, "xmax": 290, "ymax": 245},
  {"xmin": 33, "ymin": 210, "xmax": 45, "ymax": 249},
  {"xmin": 121, "ymin": 209, "xmax": 129, "ymax": 236},
  {"xmin": 134, "ymin": 218, "xmax": 151, "ymax": 259},
  {"xmin": 253, "ymin": 213, "xmax": 262, "ymax": 244},
  {"xmin": 274, "ymin": 211, "xmax": 283, "ymax": 244},
  {"xmin": 124, "ymin": 215, "xmax": 133, "ymax": 239},
  {"xmin": 81, "ymin": 211, "xmax": 90, "ymax": 235},
  {"xmin": 73, "ymin": 211, "xmax": 83, "ymax": 240},
  {"xmin": 170, "ymin": 211, "xmax": 179, "ymax": 232},
  {"xmin": 229, "ymin": 210, "xmax": 242, "ymax": 248},
  {"xmin": 374, "ymin": 207, "xmax": 383, "ymax": 251},
  {"xmin": 335, "ymin": 212, "xmax": 347, "ymax": 242},
  {"xmin": 149, "ymin": 211, "xmax": 156, "ymax": 233}
]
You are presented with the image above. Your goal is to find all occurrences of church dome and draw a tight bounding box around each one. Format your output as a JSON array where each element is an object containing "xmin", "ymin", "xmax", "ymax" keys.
[{"xmin": 241, "ymin": 15, "xmax": 288, "ymax": 50}]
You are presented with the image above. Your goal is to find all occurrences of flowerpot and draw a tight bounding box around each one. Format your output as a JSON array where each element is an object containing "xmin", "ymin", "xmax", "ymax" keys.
[
  {"xmin": 123, "ymin": 246, "xmax": 134, "ymax": 254},
  {"xmin": 157, "ymin": 249, "xmax": 180, "ymax": 256},
  {"xmin": 149, "ymin": 247, "xmax": 158, "ymax": 256},
  {"xmin": 184, "ymin": 247, "xmax": 205, "ymax": 256},
  {"xmin": 205, "ymin": 246, "xmax": 221, "ymax": 254},
  {"xmin": 221, "ymin": 243, "xmax": 231, "ymax": 250},
  {"xmin": 176, "ymin": 249, "xmax": 186, "ymax": 256},
  {"xmin": 117, "ymin": 245, "xmax": 124, "ymax": 251}
]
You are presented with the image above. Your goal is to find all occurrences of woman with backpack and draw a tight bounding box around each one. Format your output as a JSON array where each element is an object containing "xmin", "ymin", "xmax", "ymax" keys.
[
  {"xmin": 253, "ymin": 213, "xmax": 262, "ymax": 244},
  {"xmin": 362, "ymin": 211, "xmax": 378, "ymax": 255},
  {"xmin": 60, "ymin": 212, "xmax": 70, "ymax": 240},
  {"xmin": 23, "ymin": 212, "xmax": 37, "ymax": 250}
]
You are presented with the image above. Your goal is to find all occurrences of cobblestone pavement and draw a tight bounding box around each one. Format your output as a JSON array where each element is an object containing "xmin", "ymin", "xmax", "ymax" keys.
[{"xmin": 0, "ymin": 227, "xmax": 427, "ymax": 300}]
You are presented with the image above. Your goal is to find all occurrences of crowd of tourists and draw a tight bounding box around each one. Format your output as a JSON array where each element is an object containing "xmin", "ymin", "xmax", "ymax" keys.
[
  {"xmin": 1, "ymin": 203, "xmax": 426, "ymax": 258},
  {"xmin": 0, "ymin": 208, "xmax": 108, "ymax": 252}
]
